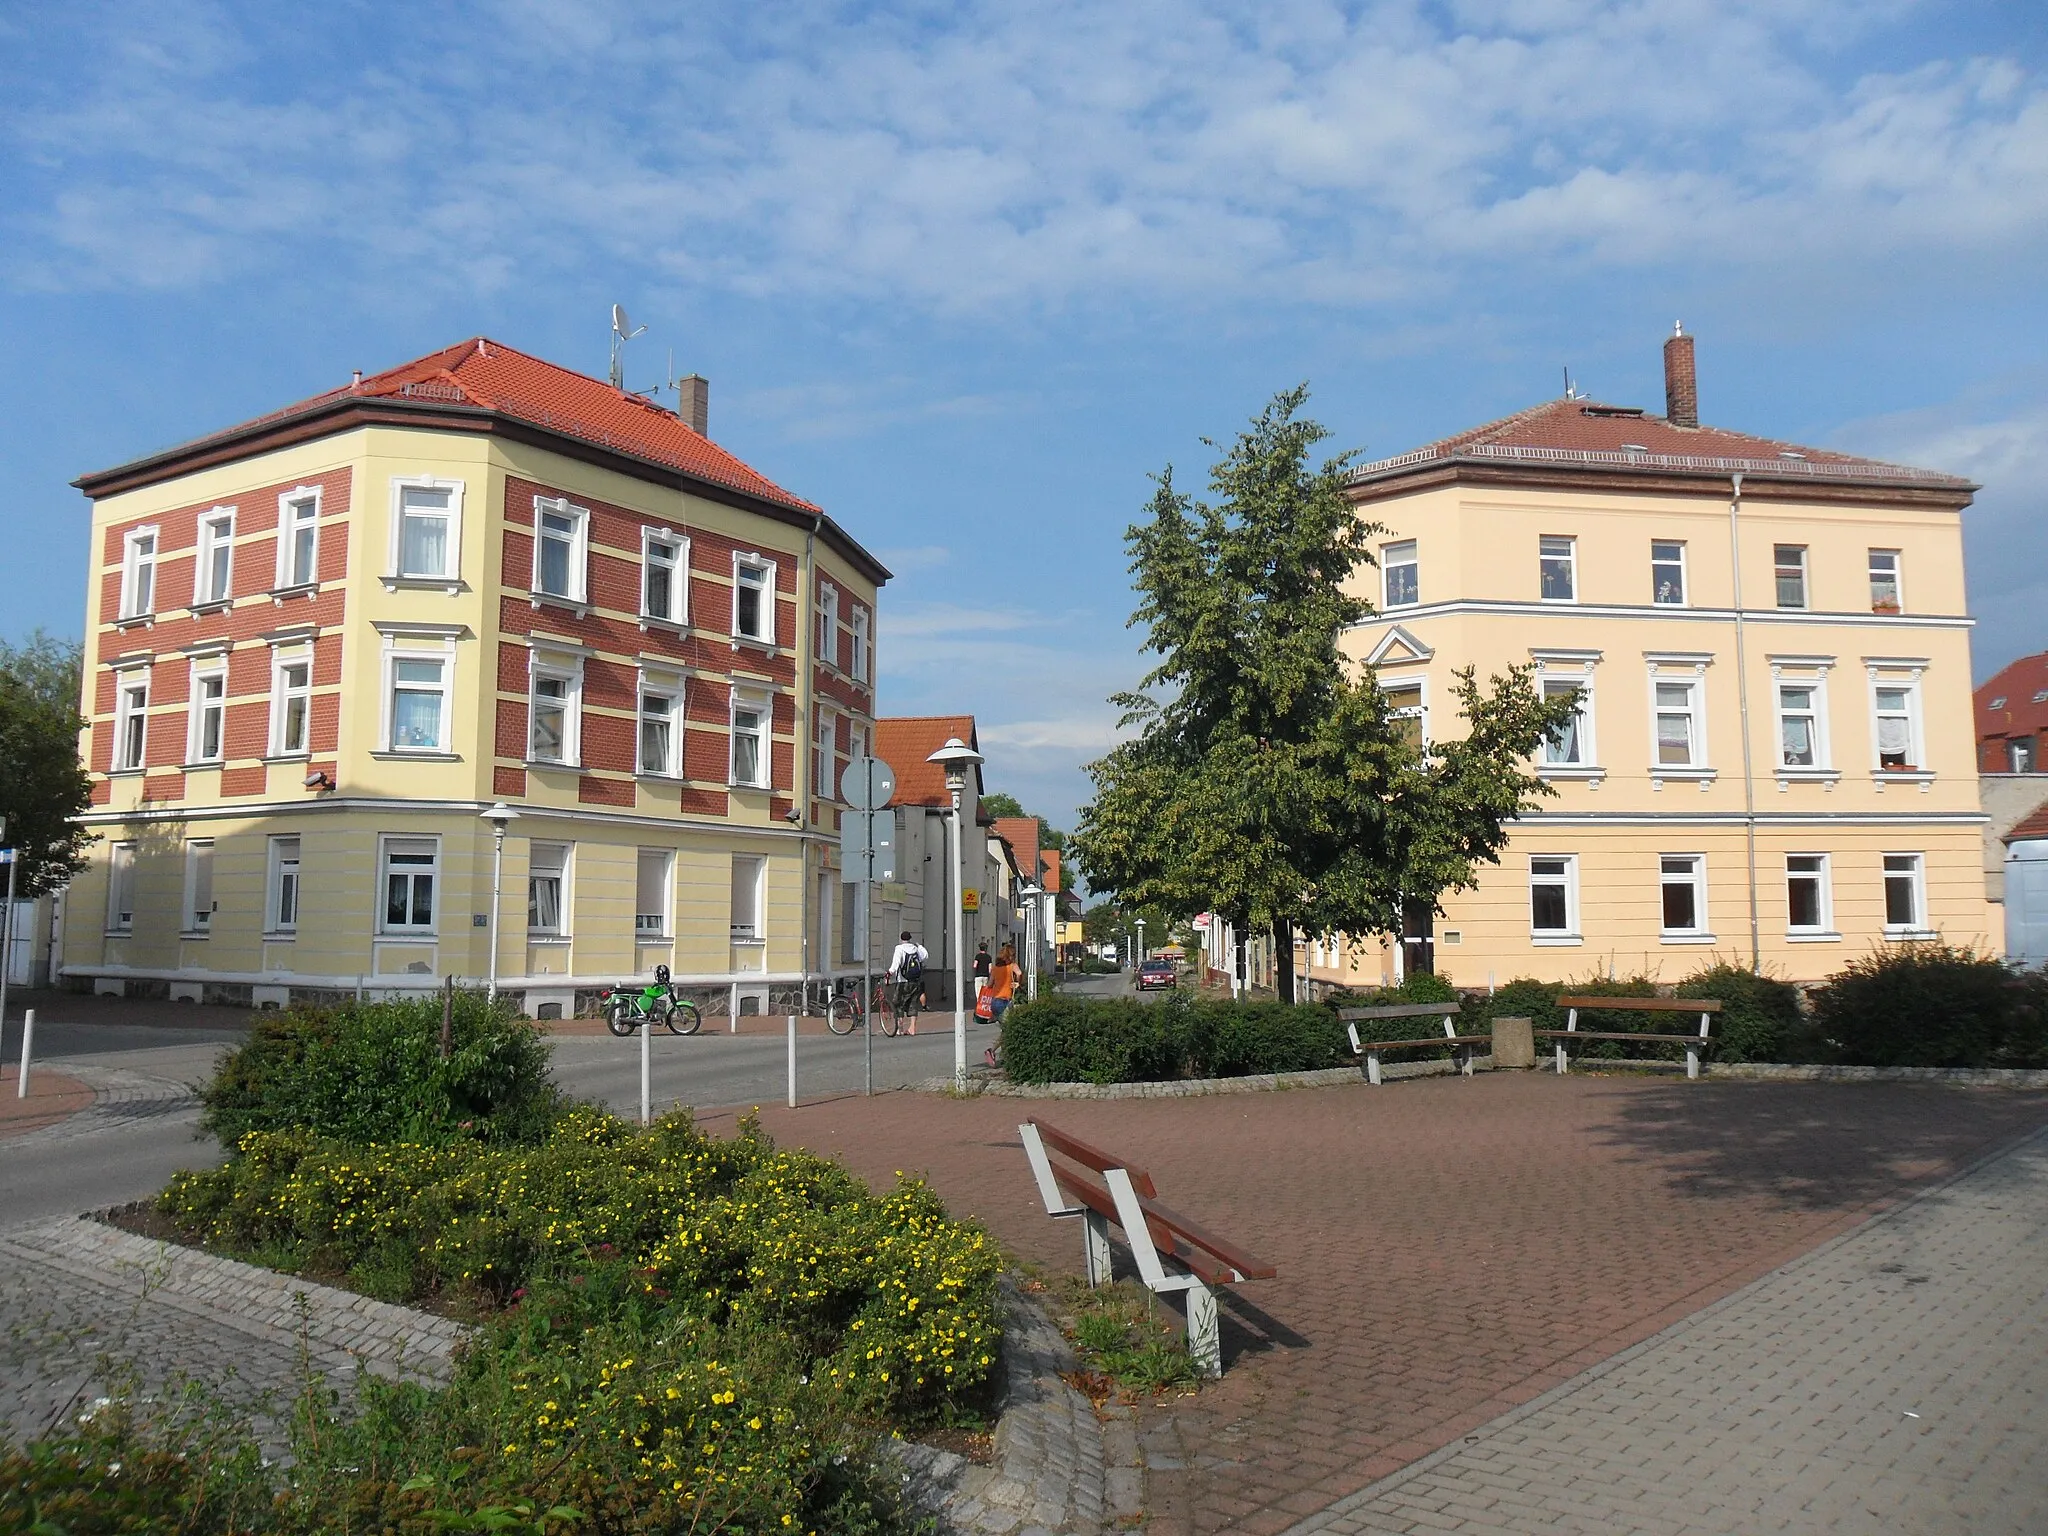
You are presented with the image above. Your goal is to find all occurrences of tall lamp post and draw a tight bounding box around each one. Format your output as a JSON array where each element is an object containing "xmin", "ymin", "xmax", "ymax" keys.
[
  {"xmin": 478, "ymin": 802, "xmax": 520, "ymax": 1001},
  {"xmin": 926, "ymin": 736, "xmax": 984, "ymax": 1089},
  {"xmin": 1135, "ymin": 917, "xmax": 1146, "ymax": 966},
  {"xmin": 1019, "ymin": 881, "xmax": 1044, "ymax": 1001}
]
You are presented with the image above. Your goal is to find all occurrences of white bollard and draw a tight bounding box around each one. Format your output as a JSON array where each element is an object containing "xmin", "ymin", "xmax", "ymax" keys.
[
  {"xmin": 786, "ymin": 1014, "xmax": 797, "ymax": 1108},
  {"xmin": 16, "ymin": 1008, "xmax": 34, "ymax": 1099},
  {"xmin": 640, "ymin": 1011, "xmax": 651, "ymax": 1126}
]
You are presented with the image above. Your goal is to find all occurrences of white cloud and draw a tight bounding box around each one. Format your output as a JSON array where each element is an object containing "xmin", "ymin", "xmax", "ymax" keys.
[{"xmin": 8, "ymin": 1, "xmax": 2044, "ymax": 309}]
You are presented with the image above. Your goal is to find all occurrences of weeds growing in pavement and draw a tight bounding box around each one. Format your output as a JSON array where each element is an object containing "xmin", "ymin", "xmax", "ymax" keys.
[{"xmin": 1053, "ymin": 1278, "xmax": 1202, "ymax": 1399}]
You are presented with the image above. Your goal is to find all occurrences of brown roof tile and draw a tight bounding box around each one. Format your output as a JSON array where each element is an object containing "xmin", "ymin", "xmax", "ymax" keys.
[{"xmin": 874, "ymin": 716, "xmax": 981, "ymax": 808}]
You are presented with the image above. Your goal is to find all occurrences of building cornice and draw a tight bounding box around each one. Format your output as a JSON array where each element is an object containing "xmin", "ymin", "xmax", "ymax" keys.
[
  {"xmin": 1343, "ymin": 453, "xmax": 1974, "ymax": 513},
  {"xmin": 1351, "ymin": 599, "xmax": 1974, "ymax": 631},
  {"xmin": 72, "ymin": 395, "xmax": 893, "ymax": 588},
  {"xmin": 74, "ymin": 795, "xmax": 816, "ymax": 840}
]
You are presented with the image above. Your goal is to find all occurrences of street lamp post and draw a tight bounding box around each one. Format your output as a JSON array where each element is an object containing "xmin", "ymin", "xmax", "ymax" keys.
[
  {"xmin": 1136, "ymin": 917, "xmax": 1146, "ymax": 966},
  {"xmin": 1019, "ymin": 881, "xmax": 1044, "ymax": 1001},
  {"xmin": 926, "ymin": 736, "xmax": 985, "ymax": 1089},
  {"xmin": 478, "ymin": 802, "xmax": 520, "ymax": 1001}
]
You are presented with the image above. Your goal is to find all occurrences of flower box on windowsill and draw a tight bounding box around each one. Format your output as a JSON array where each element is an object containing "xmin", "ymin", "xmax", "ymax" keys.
[{"xmin": 1871, "ymin": 599, "xmax": 1903, "ymax": 615}]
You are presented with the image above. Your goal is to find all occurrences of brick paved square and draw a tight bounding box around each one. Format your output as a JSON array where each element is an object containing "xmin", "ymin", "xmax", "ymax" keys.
[{"xmin": 740, "ymin": 1073, "xmax": 2048, "ymax": 1535}]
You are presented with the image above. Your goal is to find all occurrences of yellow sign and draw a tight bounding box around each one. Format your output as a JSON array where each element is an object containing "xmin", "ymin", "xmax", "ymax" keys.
[{"xmin": 961, "ymin": 889, "xmax": 981, "ymax": 912}]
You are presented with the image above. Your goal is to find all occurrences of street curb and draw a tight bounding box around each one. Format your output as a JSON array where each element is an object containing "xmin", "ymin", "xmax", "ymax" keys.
[
  {"xmin": 911, "ymin": 1058, "xmax": 1478, "ymax": 1098},
  {"xmin": 1703, "ymin": 1061, "xmax": 2048, "ymax": 1086}
]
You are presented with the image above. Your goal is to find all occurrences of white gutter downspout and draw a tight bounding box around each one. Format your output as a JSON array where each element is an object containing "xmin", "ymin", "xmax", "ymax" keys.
[
  {"xmin": 797, "ymin": 511, "xmax": 826, "ymax": 996},
  {"xmin": 1729, "ymin": 472, "xmax": 1761, "ymax": 971}
]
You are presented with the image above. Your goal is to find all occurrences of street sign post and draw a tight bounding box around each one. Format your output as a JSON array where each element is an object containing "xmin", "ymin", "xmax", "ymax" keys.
[
  {"xmin": 839, "ymin": 756, "xmax": 896, "ymax": 1096},
  {"xmin": 0, "ymin": 844, "xmax": 15, "ymax": 1057}
]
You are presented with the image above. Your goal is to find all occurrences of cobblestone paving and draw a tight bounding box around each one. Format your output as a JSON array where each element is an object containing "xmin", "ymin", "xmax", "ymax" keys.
[
  {"xmin": 0, "ymin": 1060, "xmax": 200, "ymax": 1149},
  {"xmin": 0, "ymin": 1217, "xmax": 467, "ymax": 1448},
  {"xmin": 1283, "ymin": 1125, "xmax": 2048, "ymax": 1536},
  {"xmin": 742, "ymin": 1074, "xmax": 2048, "ymax": 1536}
]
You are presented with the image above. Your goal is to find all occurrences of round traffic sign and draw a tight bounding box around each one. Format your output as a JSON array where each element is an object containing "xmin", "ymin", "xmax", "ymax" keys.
[{"xmin": 841, "ymin": 756, "xmax": 896, "ymax": 810}]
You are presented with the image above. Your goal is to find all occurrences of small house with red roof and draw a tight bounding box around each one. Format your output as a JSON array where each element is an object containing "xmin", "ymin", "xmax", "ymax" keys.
[{"xmin": 65, "ymin": 337, "xmax": 887, "ymax": 1015}]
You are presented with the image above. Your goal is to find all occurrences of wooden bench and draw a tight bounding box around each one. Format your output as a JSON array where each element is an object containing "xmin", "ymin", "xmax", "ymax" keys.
[
  {"xmin": 1018, "ymin": 1117, "xmax": 1276, "ymax": 1377},
  {"xmin": 1540, "ymin": 996, "xmax": 1722, "ymax": 1079},
  {"xmin": 1339, "ymin": 1002, "xmax": 1492, "ymax": 1085}
]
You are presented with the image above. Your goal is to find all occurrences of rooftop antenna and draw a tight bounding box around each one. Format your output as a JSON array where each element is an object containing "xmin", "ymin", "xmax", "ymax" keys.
[
  {"xmin": 1563, "ymin": 366, "xmax": 1578, "ymax": 400},
  {"xmin": 608, "ymin": 303, "xmax": 646, "ymax": 390}
]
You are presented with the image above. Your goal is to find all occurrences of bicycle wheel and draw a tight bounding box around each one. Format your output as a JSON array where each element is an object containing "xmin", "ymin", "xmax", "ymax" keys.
[
  {"xmin": 826, "ymin": 992, "xmax": 860, "ymax": 1035},
  {"xmin": 604, "ymin": 997, "xmax": 637, "ymax": 1037},
  {"xmin": 877, "ymin": 987, "xmax": 901, "ymax": 1037},
  {"xmin": 666, "ymin": 1000, "xmax": 702, "ymax": 1037}
]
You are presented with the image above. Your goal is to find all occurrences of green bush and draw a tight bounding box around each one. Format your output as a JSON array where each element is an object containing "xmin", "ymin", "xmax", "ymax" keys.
[
  {"xmin": 201, "ymin": 992, "xmax": 562, "ymax": 1148},
  {"xmin": 1000, "ymin": 993, "xmax": 1349, "ymax": 1083},
  {"xmin": 1675, "ymin": 963, "xmax": 1805, "ymax": 1064},
  {"xmin": 1810, "ymin": 944, "xmax": 2044, "ymax": 1068}
]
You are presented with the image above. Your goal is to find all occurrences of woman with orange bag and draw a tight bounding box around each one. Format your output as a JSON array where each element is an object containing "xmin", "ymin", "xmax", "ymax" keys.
[{"xmin": 986, "ymin": 944, "xmax": 1021, "ymax": 1023}]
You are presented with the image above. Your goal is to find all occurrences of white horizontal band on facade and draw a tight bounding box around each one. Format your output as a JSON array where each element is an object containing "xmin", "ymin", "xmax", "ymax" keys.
[
  {"xmin": 62, "ymin": 964, "xmax": 880, "ymax": 991},
  {"xmin": 1515, "ymin": 810, "xmax": 1989, "ymax": 826},
  {"xmin": 1348, "ymin": 600, "xmax": 1974, "ymax": 631},
  {"xmin": 75, "ymin": 796, "xmax": 821, "ymax": 840}
]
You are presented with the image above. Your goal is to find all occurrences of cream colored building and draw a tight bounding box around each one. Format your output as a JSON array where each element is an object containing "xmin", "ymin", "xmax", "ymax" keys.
[
  {"xmin": 65, "ymin": 339, "xmax": 888, "ymax": 1015},
  {"xmin": 1309, "ymin": 329, "xmax": 1991, "ymax": 990}
]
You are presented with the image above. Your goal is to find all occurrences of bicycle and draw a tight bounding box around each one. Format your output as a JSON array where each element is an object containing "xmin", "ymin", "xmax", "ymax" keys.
[
  {"xmin": 600, "ymin": 966, "xmax": 702, "ymax": 1037},
  {"xmin": 826, "ymin": 979, "xmax": 907, "ymax": 1037}
]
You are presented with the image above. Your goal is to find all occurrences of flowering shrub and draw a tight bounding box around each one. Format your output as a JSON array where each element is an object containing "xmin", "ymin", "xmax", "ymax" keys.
[{"xmin": 160, "ymin": 1108, "xmax": 1002, "ymax": 1425}]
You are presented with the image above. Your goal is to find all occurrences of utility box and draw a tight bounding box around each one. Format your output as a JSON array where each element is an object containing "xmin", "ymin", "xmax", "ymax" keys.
[{"xmin": 1491, "ymin": 1015, "xmax": 1536, "ymax": 1070}]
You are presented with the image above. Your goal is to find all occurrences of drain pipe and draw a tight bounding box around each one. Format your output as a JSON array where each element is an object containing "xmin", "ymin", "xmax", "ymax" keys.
[
  {"xmin": 1728, "ymin": 473, "xmax": 1761, "ymax": 971},
  {"xmin": 797, "ymin": 512, "xmax": 826, "ymax": 1005}
]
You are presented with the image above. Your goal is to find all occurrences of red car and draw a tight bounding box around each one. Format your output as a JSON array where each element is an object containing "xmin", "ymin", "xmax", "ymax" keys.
[{"xmin": 1136, "ymin": 957, "xmax": 1179, "ymax": 991}]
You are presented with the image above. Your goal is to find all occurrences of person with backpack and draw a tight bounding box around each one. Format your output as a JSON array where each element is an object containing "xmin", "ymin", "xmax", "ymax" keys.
[{"xmin": 887, "ymin": 930, "xmax": 928, "ymax": 1035}]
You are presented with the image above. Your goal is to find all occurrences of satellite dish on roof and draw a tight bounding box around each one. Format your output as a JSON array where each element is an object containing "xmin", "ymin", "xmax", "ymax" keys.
[{"xmin": 608, "ymin": 303, "xmax": 646, "ymax": 388}]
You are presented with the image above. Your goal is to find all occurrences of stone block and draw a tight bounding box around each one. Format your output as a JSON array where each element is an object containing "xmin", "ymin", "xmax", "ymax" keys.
[{"xmin": 1491, "ymin": 1015, "xmax": 1536, "ymax": 1070}]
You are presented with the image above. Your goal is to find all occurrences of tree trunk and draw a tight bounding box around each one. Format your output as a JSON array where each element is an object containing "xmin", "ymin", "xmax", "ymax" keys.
[
  {"xmin": 1400, "ymin": 897, "xmax": 1436, "ymax": 978},
  {"xmin": 1272, "ymin": 915, "xmax": 1296, "ymax": 1004}
]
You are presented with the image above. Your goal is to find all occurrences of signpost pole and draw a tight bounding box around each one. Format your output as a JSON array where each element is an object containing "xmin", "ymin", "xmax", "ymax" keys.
[{"xmin": 0, "ymin": 845, "xmax": 17, "ymax": 1062}]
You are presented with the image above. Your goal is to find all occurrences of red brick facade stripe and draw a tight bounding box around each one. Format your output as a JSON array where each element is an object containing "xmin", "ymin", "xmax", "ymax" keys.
[
  {"xmin": 579, "ymin": 774, "xmax": 634, "ymax": 807},
  {"xmin": 495, "ymin": 766, "xmax": 528, "ymax": 798},
  {"xmin": 220, "ymin": 765, "xmax": 267, "ymax": 797}
]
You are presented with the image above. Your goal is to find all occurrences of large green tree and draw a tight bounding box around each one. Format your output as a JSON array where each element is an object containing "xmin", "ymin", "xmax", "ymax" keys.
[
  {"xmin": 1072, "ymin": 389, "xmax": 1573, "ymax": 998},
  {"xmin": 0, "ymin": 630, "xmax": 94, "ymax": 895}
]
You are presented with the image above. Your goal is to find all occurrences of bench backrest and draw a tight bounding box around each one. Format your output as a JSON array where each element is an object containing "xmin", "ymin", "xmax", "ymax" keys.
[
  {"xmin": 1557, "ymin": 996, "xmax": 1719, "ymax": 1039},
  {"xmin": 1338, "ymin": 1002, "xmax": 1463, "ymax": 1021}
]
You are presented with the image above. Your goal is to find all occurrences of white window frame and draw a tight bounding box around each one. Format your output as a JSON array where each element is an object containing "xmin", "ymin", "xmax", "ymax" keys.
[
  {"xmin": 276, "ymin": 487, "xmax": 321, "ymax": 590},
  {"xmin": 377, "ymin": 835, "xmax": 441, "ymax": 935},
  {"xmin": 119, "ymin": 526, "xmax": 159, "ymax": 620},
  {"xmin": 1528, "ymin": 853, "xmax": 1580, "ymax": 943},
  {"xmin": 113, "ymin": 669, "xmax": 150, "ymax": 772},
  {"xmin": 107, "ymin": 841, "xmax": 137, "ymax": 933},
  {"xmin": 815, "ymin": 707, "xmax": 837, "ymax": 803},
  {"xmin": 1539, "ymin": 535, "xmax": 1577, "ymax": 603},
  {"xmin": 193, "ymin": 507, "xmax": 235, "ymax": 607},
  {"xmin": 850, "ymin": 605, "xmax": 871, "ymax": 683},
  {"xmin": 1785, "ymin": 853, "xmax": 1835, "ymax": 940},
  {"xmin": 527, "ymin": 842, "xmax": 570, "ymax": 937},
  {"xmin": 1381, "ymin": 675, "xmax": 1428, "ymax": 749},
  {"xmin": 1870, "ymin": 673, "xmax": 1926, "ymax": 775},
  {"xmin": 388, "ymin": 476, "xmax": 465, "ymax": 585},
  {"xmin": 1773, "ymin": 544, "xmax": 1808, "ymax": 610},
  {"xmin": 1541, "ymin": 676, "xmax": 1594, "ymax": 768},
  {"xmin": 730, "ymin": 688, "xmax": 771, "ymax": 788},
  {"xmin": 187, "ymin": 659, "xmax": 227, "ymax": 765},
  {"xmin": 1868, "ymin": 549, "xmax": 1902, "ymax": 614},
  {"xmin": 1882, "ymin": 852, "xmax": 1929, "ymax": 937},
  {"xmin": 269, "ymin": 650, "xmax": 313, "ymax": 758},
  {"xmin": 1382, "ymin": 540, "xmax": 1419, "ymax": 608},
  {"xmin": 527, "ymin": 652, "xmax": 584, "ymax": 767},
  {"xmin": 1658, "ymin": 854, "xmax": 1711, "ymax": 941},
  {"xmin": 730, "ymin": 853, "xmax": 766, "ymax": 943},
  {"xmin": 530, "ymin": 495, "xmax": 590, "ymax": 606},
  {"xmin": 732, "ymin": 553, "xmax": 776, "ymax": 646},
  {"xmin": 1773, "ymin": 677, "xmax": 1830, "ymax": 771},
  {"xmin": 637, "ymin": 672, "xmax": 681, "ymax": 778},
  {"xmin": 1651, "ymin": 540, "xmax": 1686, "ymax": 606},
  {"xmin": 640, "ymin": 527, "xmax": 688, "ymax": 625},
  {"xmin": 635, "ymin": 848, "xmax": 674, "ymax": 937},
  {"xmin": 267, "ymin": 835, "xmax": 301, "ymax": 935},
  {"xmin": 817, "ymin": 581, "xmax": 839, "ymax": 664},
  {"xmin": 381, "ymin": 645, "xmax": 455, "ymax": 755},
  {"xmin": 1649, "ymin": 672, "xmax": 1708, "ymax": 771},
  {"xmin": 182, "ymin": 838, "xmax": 215, "ymax": 935}
]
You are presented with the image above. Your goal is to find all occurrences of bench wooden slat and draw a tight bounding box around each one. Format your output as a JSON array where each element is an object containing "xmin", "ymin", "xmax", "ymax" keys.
[
  {"xmin": 1027, "ymin": 1117, "xmax": 1157, "ymax": 1198},
  {"xmin": 1555, "ymin": 996, "xmax": 1722, "ymax": 1013},
  {"xmin": 1357, "ymin": 1035, "xmax": 1492, "ymax": 1051},
  {"xmin": 1537, "ymin": 1030, "xmax": 1706, "ymax": 1044},
  {"xmin": 1338, "ymin": 1003, "xmax": 1463, "ymax": 1021},
  {"xmin": 1049, "ymin": 1164, "xmax": 1273, "ymax": 1286}
]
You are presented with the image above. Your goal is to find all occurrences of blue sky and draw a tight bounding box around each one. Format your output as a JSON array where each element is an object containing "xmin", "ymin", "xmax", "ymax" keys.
[{"xmin": 3, "ymin": 0, "xmax": 2044, "ymax": 830}]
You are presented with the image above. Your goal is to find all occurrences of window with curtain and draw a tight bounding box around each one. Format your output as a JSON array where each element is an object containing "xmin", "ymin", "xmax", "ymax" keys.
[
  {"xmin": 1874, "ymin": 685, "xmax": 1916, "ymax": 770},
  {"xmin": 1778, "ymin": 684, "xmax": 1819, "ymax": 767},
  {"xmin": 282, "ymin": 496, "xmax": 319, "ymax": 587},
  {"xmin": 389, "ymin": 657, "xmax": 447, "ymax": 750},
  {"xmin": 1651, "ymin": 540, "xmax": 1686, "ymax": 605},
  {"xmin": 639, "ymin": 689, "xmax": 676, "ymax": 775},
  {"xmin": 1655, "ymin": 681, "xmax": 1700, "ymax": 766},
  {"xmin": 183, "ymin": 840, "xmax": 215, "ymax": 932},
  {"xmin": 730, "ymin": 854, "xmax": 764, "ymax": 941},
  {"xmin": 195, "ymin": 511, "xmax": 234, "ymax": 605},
  {"xmin": 190, "ymin": 668, "xmax": 226, "ymax": 762},
  {"xmin": 528, "ymin": 843, "xmax": 568, "ymax": 934},
  {"xmin": 269, "ymin": 836, "xmax": 301, "ymax": 932},
  {"xmin": 273, "ymin": 657, "xmax": 311, "ymax": 755},
  {"xmin": 399, "ymin": 487, "xmax": 452, "ymax": 577},
  {"xmin": 1542, "ymin": 679, "xmax": 1587, "ymax": 765},
  {"xmin": 107, "ymin": 843, "xmax": 137, "ymax": 931},
  {"xmin": 1539, "ymin": 536, "xmax": 1576, "ymax": 601},
  {"xmin": 1382, "ymin": 540, "xmax": 1418, "ymax": 607},
  {"xmin": 635, "ymin": 849, "xmax": 672, "ymax": 935}
]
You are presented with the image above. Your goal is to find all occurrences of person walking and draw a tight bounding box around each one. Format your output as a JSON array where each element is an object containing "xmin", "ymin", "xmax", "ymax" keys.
[
  {"xmin": 886, "ymin": 930, "xmax": 928, "ymax": 1036},
  {"xmin": 972, "ymin": 940, "xmax": 992, "ymax": 1001},
  {"xmin": 986, "ymin": 944, "xmax": 1021, "ymax": 1024}
]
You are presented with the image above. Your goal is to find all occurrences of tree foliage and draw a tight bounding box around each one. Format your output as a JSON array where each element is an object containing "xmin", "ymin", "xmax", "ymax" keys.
[
  {"xmin": 1072, "ymin": 388, "xmax": 1575, "ymax": 995},
  {"xmin": 0, "ymin": 629, "xmax": 93, "ymax": 895},
  {"xmin": 980, "ymin": 791, "xmax": 1070, "ymax": 852}
]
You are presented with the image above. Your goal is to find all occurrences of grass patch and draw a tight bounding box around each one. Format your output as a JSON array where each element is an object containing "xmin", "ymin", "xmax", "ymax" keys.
[{"xmin": 1046, "ymin": 1277, "xmax": 1202, "ymax": 1401}]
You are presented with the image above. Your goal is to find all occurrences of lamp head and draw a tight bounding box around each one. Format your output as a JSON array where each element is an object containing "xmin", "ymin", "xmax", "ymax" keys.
[
  {"xmin": 478, "ymin": 801, "xmax": 521, "ymax": 831},
  {"xmin": 1020, "ymin": 881, "xmax": 1044, "ymax": 898},
  {"xmin": 925, "ymin": 736, "xmax": 984, "ymax": 790},
  {"xmin": 302, "ymin": 770, "xmax": 334, "ymax": 792}
]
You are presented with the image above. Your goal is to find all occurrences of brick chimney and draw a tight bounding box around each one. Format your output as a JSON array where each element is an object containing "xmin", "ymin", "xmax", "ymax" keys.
[
  {"xmin": 678, "ymin": 374, "xmax": 709, "ymax": 436},
  {"xmin": 1663, "ymin": 323, "xmax": 1698, "ymax": 428}
]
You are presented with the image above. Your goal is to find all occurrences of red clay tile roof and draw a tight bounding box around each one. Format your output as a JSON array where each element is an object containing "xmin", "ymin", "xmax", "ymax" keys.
[
  {"xmin": 2005, "ymin": 801, "xmax": 2048, "ymax": 844},
  {"xmin": 1041, "ymin": 849, "xmax": 1061, "ymax": 892},
  {"xmin": 1976, "ymin": 652, "xmax": 2048, "ymax": 768},
  {"xmin": 874, "ymin": 716, "xmax": 982, "ymax": 809},
  {"xmin": 992, "ymin": 817, "xmax": 1041, "ymax": 877},
  {"xmin": 1351, "ymin": 396, "xmax": 1972, "ymax": 491}
]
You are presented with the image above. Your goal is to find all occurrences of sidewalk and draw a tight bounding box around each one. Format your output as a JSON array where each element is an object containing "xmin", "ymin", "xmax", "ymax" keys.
[{"xmin": 0, "ymin": 1066, "xmax": 93, "ymax": 1139}]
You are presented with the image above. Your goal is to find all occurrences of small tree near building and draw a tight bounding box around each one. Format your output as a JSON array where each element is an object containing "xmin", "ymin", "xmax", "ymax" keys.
[{"xmin": 0, "ymin": 630, "xmax": 94, "ymax": 895}]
